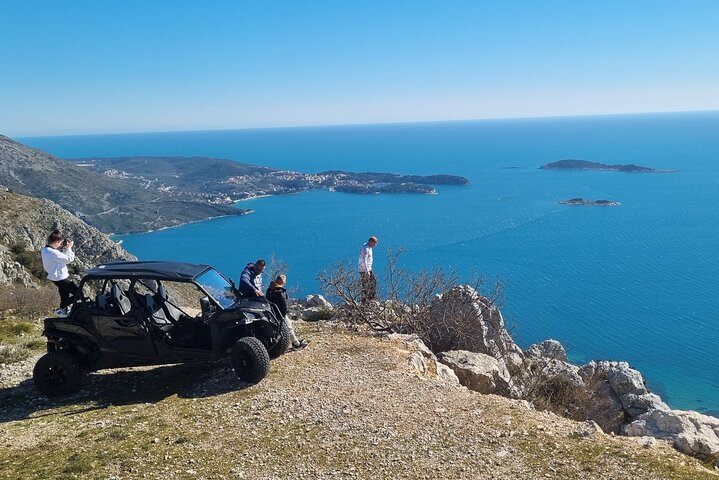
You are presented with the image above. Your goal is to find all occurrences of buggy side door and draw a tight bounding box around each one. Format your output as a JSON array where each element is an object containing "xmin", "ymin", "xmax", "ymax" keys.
[{"xmin": 90, "ymin": 279, "xmax": 157, "ymax": 362}]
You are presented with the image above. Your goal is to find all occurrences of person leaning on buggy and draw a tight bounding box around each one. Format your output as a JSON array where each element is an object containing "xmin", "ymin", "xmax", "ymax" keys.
[
  {"xmin": 239, "ymin": 259, "xmax": 266, "ymax": 297},
  {"xmin": 266, "ymin": 274, "xmax": 307, "ymax": 350}
]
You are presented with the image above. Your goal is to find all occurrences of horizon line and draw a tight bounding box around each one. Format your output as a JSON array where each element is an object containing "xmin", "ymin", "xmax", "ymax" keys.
[{"xmin": 14, "ymin": 107, "xmax": 719, "ymax": 140}]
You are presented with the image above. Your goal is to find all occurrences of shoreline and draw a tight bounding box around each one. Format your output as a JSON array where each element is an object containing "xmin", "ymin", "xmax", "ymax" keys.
[{"xmin": 110, "ymin": 210, "xmax": 254, "ymax": 237}]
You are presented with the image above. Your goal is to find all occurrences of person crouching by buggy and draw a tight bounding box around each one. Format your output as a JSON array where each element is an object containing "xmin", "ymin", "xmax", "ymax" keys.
[
  {"xmin": 266, "ymin": 274, "xmax": 307, "ymax": 350},
  {"xmin": 41, "ymin": 229, "xmax": 77, "ymax": 317}
]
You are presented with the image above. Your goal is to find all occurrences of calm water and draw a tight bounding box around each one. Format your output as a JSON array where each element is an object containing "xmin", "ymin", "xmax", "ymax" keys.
[{"xmin": 21, "ymin": 112, "xmax": 719, "ymax": 414}]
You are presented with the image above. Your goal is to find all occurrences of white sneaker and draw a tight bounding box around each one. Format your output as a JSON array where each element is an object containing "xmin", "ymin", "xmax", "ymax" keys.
[{"xmin": 55, "ymin": 308, "xmax": 68, "ymax": 318}]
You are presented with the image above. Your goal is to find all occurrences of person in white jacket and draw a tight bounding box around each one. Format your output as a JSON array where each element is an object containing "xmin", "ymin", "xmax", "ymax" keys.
[
  {"xmin": 358, "ymin": 236, "xmax": 378, "ymax": 302},
  {"xmin": 41, "ymin": 230, "xmax": 77, "ymax": 317}
]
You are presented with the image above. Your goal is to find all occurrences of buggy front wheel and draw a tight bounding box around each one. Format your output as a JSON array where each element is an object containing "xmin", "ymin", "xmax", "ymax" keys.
[
  {"xmin": 231, "ymin": 337, "xmax": 270, "ymax": 383},
  {"xmin": 267, "ymin": 320, "xmax": 292, "ymax": 359},
  {"xmin": 33, "ymin": 351, "xmax": 83, "ymax": 397}
]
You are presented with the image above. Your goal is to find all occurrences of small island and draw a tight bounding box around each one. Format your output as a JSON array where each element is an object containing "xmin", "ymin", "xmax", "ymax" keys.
[
  {"xmin": 540, "ymin": 159, "xmax": 677, "ymax": 173},
  {"xmin": 560, "ymin": 198, "xmax": 620, "ymax": 206}
]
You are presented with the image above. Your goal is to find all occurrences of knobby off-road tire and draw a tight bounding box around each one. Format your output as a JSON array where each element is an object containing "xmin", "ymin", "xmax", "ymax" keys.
[
  {"xmin": 33, "ymin": 351, "xmax": 83, "ymax": 397},
  {"xmin": 231, "ymin": 336, "xmax": 270, "ymax": 383},
  {"xmin": 267, "ymin": 320, "xmax": 292, "ymax": 359}
]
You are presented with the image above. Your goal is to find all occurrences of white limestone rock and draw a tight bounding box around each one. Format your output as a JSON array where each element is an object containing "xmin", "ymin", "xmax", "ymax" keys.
[
  {"xmin": 304, "ymin": 294, "xmax": 333, "ymax": 309},
  {"xmin": 625, "ymin": 409, "xmax": 719, "ymax": 465},
  {"xmin": 526, "ymin": 339, "xmax": 568, "ymax": 362},
  {"xmin": 579, "ymin": 361, "xmax": 669, "ymax": 417},
  {"xmin": 438, "ymin": 350, "xmax": 511, "ymax": 395},
  {"xmin": 388, "ymin": 333, "xmax": 459, "ymax": 385}
]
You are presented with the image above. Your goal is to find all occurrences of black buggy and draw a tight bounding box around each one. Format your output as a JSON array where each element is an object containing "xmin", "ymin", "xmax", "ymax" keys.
[{"xmin": 33, "ymin": 261, "xmax": 292, "ymax": 397}]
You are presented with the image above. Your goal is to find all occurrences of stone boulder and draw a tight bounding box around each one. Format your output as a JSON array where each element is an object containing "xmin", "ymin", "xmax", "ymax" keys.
[
  {"xmin": 387, "ymin": 333, "xmax": 459, "ymax": 385},
  {"xmin": 527, "ymin": 357, "xmax": 584, "ymax": 390},
  {"xmin": 521, "ymin": 339, "xmax": 583, "ymax": 406},
  {"xmin": 438, "ymin": 350, "xmax": 512, "ymax": 395},
  {"xmin": 526, "ymin": 339, "xmax": 567, "ymax": 362},
  {"xmin": 299, "ymin": 307, "xmax": 327, "ymax": 322},
  {"xmin": 625, "ymin": 409, "xmax": 719, "ymax": 466},
  {"xmin": 297, "ymin": 294, "xmax": 334, "ymax": 321},
  {"xmin": 304, "ymin": 294, "xmax": 333, "ymax": 309}
]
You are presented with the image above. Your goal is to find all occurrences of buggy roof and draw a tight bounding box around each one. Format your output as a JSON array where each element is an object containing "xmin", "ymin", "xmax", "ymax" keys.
[{"xmin": 83, "ymin": 261, "xmax": 213, "ymax": 281}]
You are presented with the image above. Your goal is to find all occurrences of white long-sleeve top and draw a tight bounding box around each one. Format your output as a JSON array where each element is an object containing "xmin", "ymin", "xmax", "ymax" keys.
[
  {"xmin": 358, "ymin": 242, "xmax": 373, "ymax": 273},
  {"xmin": 41, "ymin": 246, "xmax": 75, "ymax": 281}
]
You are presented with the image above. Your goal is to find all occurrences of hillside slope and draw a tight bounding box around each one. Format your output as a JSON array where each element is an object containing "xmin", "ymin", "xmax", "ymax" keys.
[
  {"xmin": 0, "ymin": 188, "xmax": 135, "ymax": 284},
  {"xmin": 0, "ymin": 323, "xmax": 714, "ymax": 479},
  {"xmin": 0, "ymin": 135, "xmax": 247, "ymax": 233}
]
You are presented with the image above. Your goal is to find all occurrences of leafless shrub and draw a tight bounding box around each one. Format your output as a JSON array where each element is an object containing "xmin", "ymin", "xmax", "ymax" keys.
[
  {"xmin": 0, "ymin": 284, "xmax": 58, "ymax": 318},
  {"xmin": 266, "ymin": 254, "xmax": 289, "ymax": 284},
  {"xmin": 317, "ymin": 247, "xmax": 503, "ymax": 341}
]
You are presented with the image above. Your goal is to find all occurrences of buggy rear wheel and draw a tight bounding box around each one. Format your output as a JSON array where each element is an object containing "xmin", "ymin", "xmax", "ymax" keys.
[
  {"xmin": 267, "ymin": 320, "xmax": 292, "ymax": 359},
  {"xmin": 231, "ymin": 337, "xmax": 270, "ymax": 383},
  {"xmin": 33, "ymin": 351, "xmax": 83, "ymax": 397}
]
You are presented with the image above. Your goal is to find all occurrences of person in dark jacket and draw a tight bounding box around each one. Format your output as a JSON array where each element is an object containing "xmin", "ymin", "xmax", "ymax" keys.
[
  {"xmin": 239, "ymin": 259, "xmax": 266, "ymax": 297},
  {"xmin": 266, "ymin": 274, "xmax": 307, "ymax": 349}
]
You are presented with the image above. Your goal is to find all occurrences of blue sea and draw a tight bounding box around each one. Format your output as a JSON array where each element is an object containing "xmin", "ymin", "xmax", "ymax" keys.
[{"xmin": 21, "ymin": 111, "xmax": 719, "ymax": 415}]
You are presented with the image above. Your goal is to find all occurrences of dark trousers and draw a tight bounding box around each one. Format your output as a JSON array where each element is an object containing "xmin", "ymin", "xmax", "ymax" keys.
[
  {"xmin": 52, "ymin": 278, "xmax": 78, "ymax": 309},
  {"xmin": 360, "ymin": 271, "xmax": 377, "ymax": 302}
]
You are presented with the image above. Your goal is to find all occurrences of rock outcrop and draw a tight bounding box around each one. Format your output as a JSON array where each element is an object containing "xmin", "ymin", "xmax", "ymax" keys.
[
  {"xmin": 579, "ymin": 361, "xmax": 669, "ymax": 420},
  {"xmin": 304, "ymin": 294, "xmax": 333, "ymax": 309},
  {"xmin": 525, "ymin": 338, "xmax": 567, "ymax": 361},
  {"xmin": 0, "ymin": 246, "xmax": 36, "ymax": 286},
  {"xmin": 410, "ymin": 285, "xmax": 719, "ymax": 466},
  {"xmin": 427, "ymin": 285, "xmax": 524, "ymax": 388}
]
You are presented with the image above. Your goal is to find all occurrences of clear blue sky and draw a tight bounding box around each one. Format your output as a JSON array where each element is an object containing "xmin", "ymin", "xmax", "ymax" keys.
[{"xmin": 2, "ymin": 1, "xmax": 718, "ymax": 136}]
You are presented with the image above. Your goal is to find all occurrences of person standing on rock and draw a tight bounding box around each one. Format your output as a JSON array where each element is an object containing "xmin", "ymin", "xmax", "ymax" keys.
[
  {"xmin": 239, "ymin": 259, "xmax": 266, "ymax": 297},
  {"xmin": 358, "ymin": 236, "xmax": 378, "ymax": 302},
  {"xmin": 266, "ymin": 274, "xmax": 307, "ymax": 350},
  {"xmin": 41, "ymin": 229, "xmax": 77, "ymax": 317}
]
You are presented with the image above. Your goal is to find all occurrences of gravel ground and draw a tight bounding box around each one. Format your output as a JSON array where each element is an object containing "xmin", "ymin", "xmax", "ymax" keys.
[{"xmin": 0, "ymin": 321, "xmax": 717, "ymax": 479}]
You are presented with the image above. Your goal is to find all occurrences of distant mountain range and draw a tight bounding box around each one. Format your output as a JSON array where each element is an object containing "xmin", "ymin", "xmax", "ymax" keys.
[{"xmin": 0, "ymin": 134, "xmax": 468, "ymax": 234}]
